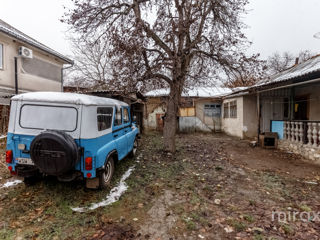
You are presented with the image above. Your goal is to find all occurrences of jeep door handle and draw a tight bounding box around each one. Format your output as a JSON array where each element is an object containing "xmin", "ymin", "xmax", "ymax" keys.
[{"xmin": 114, "ymin": 134, "xmax": 118, "ymax": 138}]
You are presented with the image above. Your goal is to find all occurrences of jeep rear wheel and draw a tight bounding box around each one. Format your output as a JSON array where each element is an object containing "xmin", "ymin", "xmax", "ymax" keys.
[
  {"xmin": 30, "ymin": 130, "xmax": 79, "ymax": 176},
  {"xmin": 99, "ymin": 157, "xmax": 114, "ymax": 189}
]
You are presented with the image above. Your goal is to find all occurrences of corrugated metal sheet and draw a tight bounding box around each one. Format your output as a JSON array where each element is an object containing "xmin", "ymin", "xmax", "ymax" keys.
[{"xmin": 258, "ymin": 55, "xmax": 320, "ymax": 86}]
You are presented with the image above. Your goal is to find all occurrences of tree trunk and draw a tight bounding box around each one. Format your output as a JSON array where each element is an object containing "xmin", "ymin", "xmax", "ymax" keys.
[{"xmin": 163, "ymin": 84, "xmax": 180, "ymax": 152}]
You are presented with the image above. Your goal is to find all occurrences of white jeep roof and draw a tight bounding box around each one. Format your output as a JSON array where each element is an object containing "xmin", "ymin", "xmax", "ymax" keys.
[{"xmin": 11, "ymin": 92, "xmax": 129, "ymax": 107}]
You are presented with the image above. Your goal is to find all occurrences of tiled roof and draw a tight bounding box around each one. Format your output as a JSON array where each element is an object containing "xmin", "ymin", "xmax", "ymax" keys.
[{"xmin": 0, "ymin": 19, "xmax": 73, "ymax": 64}]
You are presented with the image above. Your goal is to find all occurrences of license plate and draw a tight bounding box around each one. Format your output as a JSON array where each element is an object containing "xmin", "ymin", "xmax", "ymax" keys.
[{"xmin": 16, "ymin": 158, "xmax": 34, "ymax": 165}]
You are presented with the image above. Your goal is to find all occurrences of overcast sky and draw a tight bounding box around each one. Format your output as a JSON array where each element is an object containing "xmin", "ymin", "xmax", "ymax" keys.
[{"xmin": 0, "ymin": 0, "xmax": 320, "ymax": 60}]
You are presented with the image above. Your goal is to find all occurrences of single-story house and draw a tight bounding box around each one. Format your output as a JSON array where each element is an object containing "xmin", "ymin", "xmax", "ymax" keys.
[
  {"xmin": 222, "ymin": 54, "xmax": 320, "ymax": 163},
  {"xmin": 0, "ymin": 19, "xmax": 73, "ymax": 134},
  {"xmin": 144, "ymin": 87, "xmax": 233, "ymax": 132}
]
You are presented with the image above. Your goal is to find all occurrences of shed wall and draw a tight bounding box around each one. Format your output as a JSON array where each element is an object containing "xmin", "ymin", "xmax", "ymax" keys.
[{"xmin": 222, "ymin": 97, "xmax": 244, "ymax": 138}]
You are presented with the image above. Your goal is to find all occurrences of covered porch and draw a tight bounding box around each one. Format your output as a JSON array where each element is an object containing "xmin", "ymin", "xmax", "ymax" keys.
[{"xmin": 258, "ymin": 81, "xmax": 320, "ymax": 163}]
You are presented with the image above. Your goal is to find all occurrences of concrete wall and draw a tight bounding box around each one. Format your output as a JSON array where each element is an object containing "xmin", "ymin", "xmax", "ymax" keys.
[
  {"xmin": 222, "ymin": 97, "xmax": 244, "ymax": 138},
  {"xmin": 195, "ymin": 99, "xmax": 221, "ymax": 131},
  {"xmin": 143, "ymin": 104, "xmax": 166, "ymax": 130},
  {"xmin": 279, "ymin": 140, "xmax": 320, "ymax": 165},
  {"xmin": 144, "ymin": 97, "xmax": 223, "ymax": 132},
  {"xmin": 0, "ymin": 32, "xmax": 64, "ymax": 94},
  {"xmin": 243, "ymin": 95, "xmax": 258, "ymax": 138},
  {"xmin": 179, "ymin": 116, "xmax": 211, "ymax": 132}
]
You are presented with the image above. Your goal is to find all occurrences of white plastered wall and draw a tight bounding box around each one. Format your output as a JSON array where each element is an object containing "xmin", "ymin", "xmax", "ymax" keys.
[
  {"xmin": 221, "ymin": 96, "xmax": 244, "ymax": 138},
  {"xmin": 144, "ymin": 105, "xmax": 166, "ymax": 130},
  {"xmin": 0, "ymin": 32, "xmax": 64, "ymax": 93}
]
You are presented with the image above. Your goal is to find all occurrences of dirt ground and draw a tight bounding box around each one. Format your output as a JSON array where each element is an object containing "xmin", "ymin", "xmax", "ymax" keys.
[{"xmin": 1, "ymin": 132, "xmax": 320, "ymax": 239}]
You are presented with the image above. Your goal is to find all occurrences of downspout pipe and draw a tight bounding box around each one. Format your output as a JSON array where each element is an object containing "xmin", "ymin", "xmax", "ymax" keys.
[
  {"xmin": 14, "ymin": 57, "xmax": 18, "ymax": 94},
  {"xmin": 61, "ymin": 61, "xmax": 74, "ymax": 92},
  {"xmin": 257, "ymin": 92, "xmax": 260, "ymax": 140}
]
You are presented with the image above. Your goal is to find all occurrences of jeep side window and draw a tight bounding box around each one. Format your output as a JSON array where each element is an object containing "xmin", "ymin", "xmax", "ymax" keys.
[
  {"xmin": 114, "ymin": 107, "xmax": 122, "ymax": 126},
  {"xmin": 123, "ymin": 108, "xmax": 130, "ymax": 124},
  {"xmin": 97, "ymin": 107, "xmax": 113, "ymax": 131}
]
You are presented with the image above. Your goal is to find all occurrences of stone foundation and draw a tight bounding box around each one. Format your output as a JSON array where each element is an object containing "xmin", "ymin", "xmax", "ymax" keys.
[{"xmin": 278, "ymin": 140, "xmax": 320, "ymax": 165}]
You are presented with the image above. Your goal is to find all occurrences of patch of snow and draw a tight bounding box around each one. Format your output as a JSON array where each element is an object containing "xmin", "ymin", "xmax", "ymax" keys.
[
  {"xmin": 224, "ymin": 226, "xmax": 234, "ymax": 233},
  {"xmin": 145, "ymin": 87, "xmax": 232, "ymax": 98},
  {"xmin": 12, "ymin": 92, "xmax": 129, "ymax": 107},
  {"xmin": 304, "ymin": 181, "xmax": 318, "ymax": 185},
  {"xmin": 0, "ymin": 135, "xmax": 6, "ymax": 139},
  {"xmin": 71, "ymin": 166, "xmax": 135, "ymax": 212},
  {"xmin": 0, "ymin": 179, "xmax": 23, "ymax": 188}
]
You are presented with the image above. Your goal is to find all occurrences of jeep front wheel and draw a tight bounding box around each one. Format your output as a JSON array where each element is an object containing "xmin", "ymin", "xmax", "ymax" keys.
[
  {"xmin": 129, "ymin": 138, "xmax": 138, "ymax": 158},
  {"xmin": 98, "ymin": 157, "xmax": 114, "ymax": 189}
]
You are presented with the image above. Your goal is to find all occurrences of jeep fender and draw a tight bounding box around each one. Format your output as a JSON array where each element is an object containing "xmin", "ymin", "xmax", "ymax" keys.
[{"xmin": 95, "ymin": 141, "xmax": 117, "ymax": 169}]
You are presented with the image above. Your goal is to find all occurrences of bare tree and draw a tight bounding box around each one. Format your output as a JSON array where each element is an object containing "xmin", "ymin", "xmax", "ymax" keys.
[
  {"xmin": 224, "ymin": 75, "xmax": 261, "ymax": 88},
  {"xmin": 267, "ymin": 51, "xmax": 294, "ymax": 75},
  {"xmin": 63, "ymin": 0, "xmax": 262, "ymax": 152},
  {"xmin": 267, "ymin": 50, "xmax": 315, "ymax": 75},
  {"xmin": 298, "ymin": 50, "xmax": 314, "ymax": 62},
  {"xmin": 65, "ymin": 35, "xmax": 111, "ymax": 89}
]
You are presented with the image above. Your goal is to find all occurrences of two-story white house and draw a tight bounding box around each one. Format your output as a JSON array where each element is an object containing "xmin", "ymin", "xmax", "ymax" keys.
[{"xmin": 0, "ymin": 19, "xmax": 73, "ymax": 134}]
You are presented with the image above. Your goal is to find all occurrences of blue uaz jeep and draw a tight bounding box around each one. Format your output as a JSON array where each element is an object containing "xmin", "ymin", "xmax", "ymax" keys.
[{"xmin": 5, "ymin": 92, "xmax": 139, "ymax": 189}]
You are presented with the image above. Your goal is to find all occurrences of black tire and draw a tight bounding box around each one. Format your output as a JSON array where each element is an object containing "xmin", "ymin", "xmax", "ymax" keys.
[
  {"xmin": 23, "ymin": 175, "xmax": 41, "ymax": 186},
  {"xmin": 129, "ymin": 138, "xmax": 138, "ymax": 158},
  {"xmin": 98, "ymin": 156, "xmax": 115, "ymax": 189},
  {"xmin": 30, "ymin": 130, "xmax": 79, "ymax": 176}
]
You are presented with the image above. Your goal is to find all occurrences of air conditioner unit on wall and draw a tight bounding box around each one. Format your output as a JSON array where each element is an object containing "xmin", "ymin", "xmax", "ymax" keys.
[{"xmin": 18, "ymin": 46, "xmax": 33, "ymax": 59}]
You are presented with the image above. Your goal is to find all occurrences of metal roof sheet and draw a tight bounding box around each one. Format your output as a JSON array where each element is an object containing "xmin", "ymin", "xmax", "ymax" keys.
[{"xmin": 257, "ymin": 55, "xmax": 320, "ymax": 86}]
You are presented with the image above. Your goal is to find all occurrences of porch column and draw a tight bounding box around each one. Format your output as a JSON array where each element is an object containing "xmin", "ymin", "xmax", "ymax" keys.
[
  {"xmin": 294, "ymin": 122, "xmax": 299, "ymax": 142},
  {"xmin": 289, "ymin": 87, "xmax": 295, "ymax": 121},
  {"xmin": 298, "ymin": 122, "xmax": 303, "ymax": 144},
  {"xmin": 291, "ymin": 122, "xmax": 295, "ymax": 141},
  {"xmin": 312, "ymin": 123, "xmax": 318, "ymax": 147},
  {"xmin": 318, "ymin": 123, "xmax": 320, "ymax": 148},
  {"xmin": 307, "ymin": 123, "xmax": 312, "ymax": 146},
  {"xmin": 287, "ymin": 121, "xmax": 291, "ymax": 140}
]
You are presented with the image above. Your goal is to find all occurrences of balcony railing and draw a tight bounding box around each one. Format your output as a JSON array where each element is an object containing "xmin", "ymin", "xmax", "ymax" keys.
[{"xmin": 283, "ymin": 121, "xmax": 320, "ymax": 147}]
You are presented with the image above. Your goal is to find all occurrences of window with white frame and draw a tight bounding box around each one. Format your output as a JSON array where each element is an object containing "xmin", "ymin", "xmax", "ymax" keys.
[
  {"xmin": 229, "ymin": 100, "xmax": 237, "ymax": 118},
  {"xmin": 0, "ymin": 43, "xmax": 3, "ymax": 69},
  {"xmin": 223, "ymin": 102, "xmax": 229, "ymax": 118},
  {"xmin": 223, "ymin": 100, "xmax": 237, "ymax": 118}
]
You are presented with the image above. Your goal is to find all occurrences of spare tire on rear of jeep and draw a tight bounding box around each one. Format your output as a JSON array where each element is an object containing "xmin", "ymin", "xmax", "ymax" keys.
[{"xmin": 30, "ymin": 130, "xmax": 79, "ymax": 176}]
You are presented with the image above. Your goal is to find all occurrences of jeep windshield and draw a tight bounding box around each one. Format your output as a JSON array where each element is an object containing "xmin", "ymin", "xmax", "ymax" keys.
[{"xmin": 19, "ymin": 104, "xmax": 78, "ymax": 132}]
